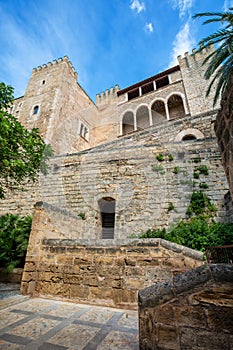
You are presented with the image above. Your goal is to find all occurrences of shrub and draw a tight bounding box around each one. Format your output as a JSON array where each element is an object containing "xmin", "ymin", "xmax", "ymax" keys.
[
  {"xmin": 198, "ymin": 165, "xmax": 209, "ymax": 175},
  {"xmin": 140, "ymin": 218, "xmax": 233, "ymax": 253},
  {"xmin": 199, "ymin": 182, "xmax": 209, "ymax": 189},
  {"xmin": 186, "ymin": 191, "xmax": 216, "ymax": 217},
  {"xmin": 193, "ymin": 171, "xmax": 200, "ymax": 179},
  {"xmin": 156, "ymin": 154, "xmax": 164, "ymax": 162},
  {"xmin": 168, "ymin": 154, "xmax": 174, "ymax": 162},
  {"xmin": 173, "ymin": 166, "xmax": 181, "ymax": 174},
  {"xmin": 152, "ymin": 165, "xmax": 165, "ymax": 173},
  {"xmin": 78, "ymin": 212, "xmax": 85, "ymax": 220},
  {"xmin": 0, "ymin": 214, "xmax": 32, "ymax": 272},
  {"xmin": 167, "ymin": 202, "xmax": 175, "ymax": 212},
  {"xmin": 193, "ymin": 158, "xmax": 201, "ymax": 163}
]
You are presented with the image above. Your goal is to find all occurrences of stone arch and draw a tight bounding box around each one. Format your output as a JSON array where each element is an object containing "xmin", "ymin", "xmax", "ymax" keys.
[
  {"xmin": 167, "ymin": 93, "xmax": 186, "ymax": 119},
  {"xmin": 174, "ymin": 128, "xmax": 205, "ymax": 142},
  {"xmin": 151, "ymin": 99, "xmax": 167, "ymax": 125},
  {"xmin": 122, "ymin": 111, "xmax": 134, "ymax": 135},
  {"xmin": 136, "ymin": 104, "xmax": 150, "ymax": 130},
  {"xmin": 98, "ymin": 197, "xmax": 116, "ymax": 239}
]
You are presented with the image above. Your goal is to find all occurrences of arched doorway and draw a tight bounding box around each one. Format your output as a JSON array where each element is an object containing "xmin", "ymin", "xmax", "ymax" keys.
[
  {"xmin": 98, "ymin": 197, "xmax": 116, "ymax": 239},
  {"xmin": 151, "ymin": 100, "xmax": 166, "ymax": 124},
  {"xmin": 167, "ymin": 94, "xmax": 185, "ymax": 119},
  {"xmin": 122, "ymin": 111, "xmax": 134, "ymax": 135},
  {"xmin": 136, "ymin": 105, "xmax": 150, "ymax": 130}
]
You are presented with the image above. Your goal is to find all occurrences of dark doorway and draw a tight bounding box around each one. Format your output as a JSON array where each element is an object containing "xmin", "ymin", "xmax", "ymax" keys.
[{"xmin": 98, "ymin": 197, "xmax": 116, "ymax": 239}]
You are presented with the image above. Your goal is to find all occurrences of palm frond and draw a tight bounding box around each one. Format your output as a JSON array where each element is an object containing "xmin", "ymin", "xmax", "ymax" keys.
[{"xmin": 193, "ymin": 7, "xmax": 233, "ymax": 106}]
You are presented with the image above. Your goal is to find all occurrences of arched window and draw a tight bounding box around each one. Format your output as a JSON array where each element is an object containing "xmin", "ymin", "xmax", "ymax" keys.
[
  {"xmin": 174, "ymin": 128, "xmax": 205, "ymax": 142},
  {"xmin": 151, "ymin": 100, "xmax": 166, "ymax": 125},
  {"xmin": 136, "ymin": 105, "xmax": 150, "ymax": 130},
  {"xmin": 167, "ymin": 94, "xmax": 185, "ymax": 120},
  {"xmin": 122, "ymin": 111, "xmax": 134, "ymax": 135},
  {"xmin": 98, "ymin": 197, "xmax": 116, "ymax": 239},
  {"xmin": 33, "ymin": 105, "xmax": 39, "ymax": 115},
  {"xmin": 182, "ymin": 135, "xmax": 197, "ymax": 141}
]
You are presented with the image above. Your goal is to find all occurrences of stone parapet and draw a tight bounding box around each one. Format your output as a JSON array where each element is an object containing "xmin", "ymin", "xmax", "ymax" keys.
[
  {"xmin": 138, "ymin": 264, "xmax": 233, "ymax": 349},
  {"xmin": 21, "ymin": 204, "xmax": 203, "ymax": 309}
]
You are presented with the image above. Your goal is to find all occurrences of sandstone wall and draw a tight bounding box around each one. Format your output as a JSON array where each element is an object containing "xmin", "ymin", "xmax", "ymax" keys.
[
  {"xmin": 178, "ymin": 45, "xmax": 220, "ymax": 115},
  {"xmin": 138, "ymin": 264, "xmax": 233, "ymax": 350},
  {"xmin": 12, "ymin": 57, "xmax": 97, "ymax": 155},
  {"xmin": 21, "ymin": 203, "xmax": 203, "ymax": 308},
  {"xmin": 0, "ymin": 115, "xmax": 230, "ymax": 235},
  {"xmin": 215, "ymin": 73, "xmax": 233, "ymax": 200}
]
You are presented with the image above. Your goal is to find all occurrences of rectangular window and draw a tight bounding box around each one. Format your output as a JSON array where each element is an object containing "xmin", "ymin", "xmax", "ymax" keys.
[
  {"xmin": 156, "ymin": 76, "xmax": 169, "ymax": 89},
  {"xmin": 141, "ymin": 82, "xmax": 154, "ymax": 95},
  {"xmin": 128, "ymin": 88, "xmax": 140, "ymax": 101}
]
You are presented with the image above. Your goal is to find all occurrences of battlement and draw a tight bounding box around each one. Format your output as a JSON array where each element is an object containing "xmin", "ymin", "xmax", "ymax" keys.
[
  {"xmin": 32, "ymin": 55, "xmax": 78, "ymax": 79},
  {"xmin": 177, "ymin": 44, "xmax": 215, "ymax": 68},
  {"xmin": 96, "ymin": 84, "xmax": 120, "ymax": 105}
]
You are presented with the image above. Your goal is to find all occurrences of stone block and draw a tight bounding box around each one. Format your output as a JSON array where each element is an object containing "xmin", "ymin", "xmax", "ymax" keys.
[{"xmin": 157, "ymin": 324, "xmax": 180, "ymax": 350}]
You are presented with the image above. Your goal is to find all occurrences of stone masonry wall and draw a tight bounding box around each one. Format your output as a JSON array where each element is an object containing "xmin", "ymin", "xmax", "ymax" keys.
[
  {"xmin": 215, "ymin": 72, "xmax": 233, "ymax": 200},
  {"xmin": 0, "ymin": 114, "xmax": 230, "ymax": 236},
  {"xmin": 21, "ymin": 204, "xmax": 203, "ymax": 309},
  {"xmin": 138, "ymin": 264, "xmax": 233, "ymax": 350}
]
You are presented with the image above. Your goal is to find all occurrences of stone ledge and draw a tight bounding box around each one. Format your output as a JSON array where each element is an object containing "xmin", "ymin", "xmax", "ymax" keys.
[
  {"xmin": 41, "ymin": 237, "xmax": 204, "ymax": 260},
  {"xmin": 138, "ymin": 264, "xmax": 233, "ymax": 308}
]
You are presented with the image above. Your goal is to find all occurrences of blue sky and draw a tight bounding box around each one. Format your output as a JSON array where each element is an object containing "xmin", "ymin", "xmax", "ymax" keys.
[{"xmin": 0, "ymin": 0, "xmax": 231, "ymax": 101}]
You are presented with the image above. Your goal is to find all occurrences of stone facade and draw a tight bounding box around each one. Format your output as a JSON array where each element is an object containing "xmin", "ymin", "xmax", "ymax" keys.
[
  {"xmin": 11, "ymin": 46, "xmax": 219, "ymax": 156},
  {"xmin": 3, "ymin": 45, "xmax": 229, "ymax": 231},
  {"xmin": 138, "ymin": 264, "xmax": 233, "ymax": 350},
  {"xmin": 0, "ymin": 130, "xmax": 230, "ymax": 236},
  {"xmin": 21, "ymin": 203, "xmax": 203, "ymax": 308},
  {"xmin": 215, "ymin": 72, "xmax": 233, "ymax": 200}
]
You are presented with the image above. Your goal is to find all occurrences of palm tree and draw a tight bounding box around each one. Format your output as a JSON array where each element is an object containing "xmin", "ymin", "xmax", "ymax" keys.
[{"xmin": 193, "ymin": 8, "xmax": 233, "ymax": 106}]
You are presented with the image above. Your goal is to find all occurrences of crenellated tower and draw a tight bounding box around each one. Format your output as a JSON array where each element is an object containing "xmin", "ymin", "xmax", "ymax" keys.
[
  {"xmin": 178, "ymin": 44, "xmax": 220, "ymax": 115},
  {"xmin": 12, "ymin": 56, "xmax": 97, "ymax": 155}
]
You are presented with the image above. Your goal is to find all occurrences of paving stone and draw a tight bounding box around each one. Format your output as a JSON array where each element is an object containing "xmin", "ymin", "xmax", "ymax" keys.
[{"xmin": 0, "ymin": 297, "xmax": 138, "ymax": 349}]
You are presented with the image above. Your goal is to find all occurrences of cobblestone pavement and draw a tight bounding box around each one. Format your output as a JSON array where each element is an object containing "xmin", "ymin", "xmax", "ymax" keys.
[{"xmin": 0, "ymin": 296, "xmax": 139, "ymax": 349}]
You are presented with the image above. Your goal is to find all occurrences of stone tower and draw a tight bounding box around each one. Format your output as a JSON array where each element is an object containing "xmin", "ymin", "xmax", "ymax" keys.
[{"xmin": 13, "ymin": 56, "xmax": 97, "ymax": 155}]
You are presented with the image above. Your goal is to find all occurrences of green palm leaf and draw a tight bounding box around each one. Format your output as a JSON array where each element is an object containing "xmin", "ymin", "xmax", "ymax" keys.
[{"xmin": 193, "ymin": 8, "xmax": 233, "ymax": 105}]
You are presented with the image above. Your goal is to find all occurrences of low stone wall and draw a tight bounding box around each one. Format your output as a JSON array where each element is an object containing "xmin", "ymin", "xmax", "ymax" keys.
[
  {"xmin": 138, "ymin": 264, "xmax": 233, "ymax": 349},
  {"xmin": 0, "ymin": 268, "xmax": 23, "ymax": 284},
  {"xmin": 21, "ymin": 204, "xmax": 203, "ymax": 309}
]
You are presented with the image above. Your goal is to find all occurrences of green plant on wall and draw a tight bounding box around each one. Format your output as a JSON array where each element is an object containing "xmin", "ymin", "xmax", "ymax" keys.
[
  {"xmin": 186, "ymin": 191, "xmax": 216, "ymax": 217},
  {"xmin": 168, "ymin": 154, "xmax": 174, "ymax": 162},
  {"xmin": 198, "ymin": 165, "xmax": 209, "ymax": 175},
  {"xmin": 173, "ymin": 166, "xmax": 181, "ymax": 174},
  {"xmin": 156, "ymin": 154, "xmax": 164, "ymax": 162},
  {"xmin": 78, "ymin": 212, "xmax": 86, "ymax": 220},
  {"xmin": 152, "ymin": 165, "xmax": 165, "ymax": 174},
  {"xmin": 167, "ymin": 202, "xmax": 175, "ymax": 212},
  {"xmin": 199, "ymin": 182, "xmax": 209, "ymax": 189},
  {"xmin": 193, "ymin": 172, "xmax": 200, "ymax": 179},
  {"xmin": 139, "ymin": 189, "xmax": 231, "ymax": 253},
  {"xmin": 0, "ymin": 214, "xmax": 32, "ymax": 272}
]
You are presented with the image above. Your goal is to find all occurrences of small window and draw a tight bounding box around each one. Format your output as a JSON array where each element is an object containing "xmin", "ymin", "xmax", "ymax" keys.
[
  {"xmin": 128, "ymin": 88, "xmax": 140, "ymax": 101},
  {"xmin": 33, "ymin": 106, "xmax": 39, "ymax": 115},
  {"xmin": 156, "ymin": 76, "xmax": 169, "ymax": 89},
  {"xmin": 42, "ymin": 80, "xmax": 45, "ymax": 85},
  {"xmin": 80, "ymin": 122, "xmax": 89, "ymax": 141},
  {"xmin": 141, "ymin": 82, "xmax": 154, "ymax": 95}
]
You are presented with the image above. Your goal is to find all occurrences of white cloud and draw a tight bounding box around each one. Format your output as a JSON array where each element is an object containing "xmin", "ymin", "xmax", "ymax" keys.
[
  {"xmin": 169, "ymin": 21, "xmax": 195, "ymax": 66},
  {"xmin": 145, "ymin": 22, "xmax": 153, "ymax": 33},
  {"xmin": 130, "ymin": 0, "xmax": 145, "ymax": 13},
  {"xmin": 223, "ymin": 0, "xmax": 233, "ymax": 11},
  {"xmin": 170, "ymin": 0, "xmax": 195, "ymax": 18}
]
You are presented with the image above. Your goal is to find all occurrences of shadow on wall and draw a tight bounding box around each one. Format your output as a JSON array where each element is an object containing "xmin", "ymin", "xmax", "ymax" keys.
[{"xmin": 138, "ymin": 264, "xmax": 233, "ymax": 350}]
